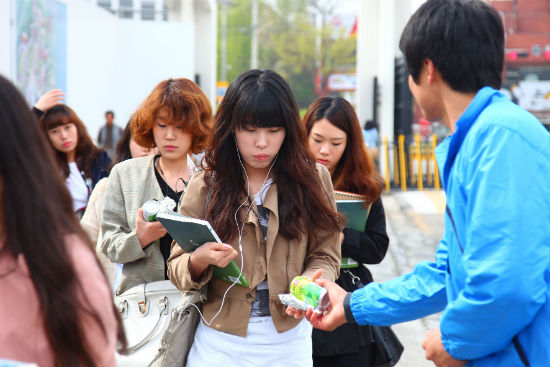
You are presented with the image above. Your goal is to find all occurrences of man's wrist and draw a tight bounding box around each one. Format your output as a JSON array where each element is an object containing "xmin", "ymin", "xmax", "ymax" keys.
[{"xmin": 343, "ymin": 292, "xmax": 356, "ymax": 323}]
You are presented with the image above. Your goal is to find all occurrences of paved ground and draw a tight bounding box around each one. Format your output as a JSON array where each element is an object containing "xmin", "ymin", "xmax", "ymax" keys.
[{"xmin": 368, "ymin": 190, "xmax": 446, "ymax": 367}]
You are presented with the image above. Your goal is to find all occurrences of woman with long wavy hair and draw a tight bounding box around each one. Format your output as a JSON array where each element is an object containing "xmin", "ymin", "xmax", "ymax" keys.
[
  {"xmin": 40, "ymin": 104, "xmax": 111, "ymax": 218},
  {"xmin": 303, "ymin": 96, "xmax": 403, "ymax": 367},
  {"xmin": 167, "ymin": 69, "xmax": 342, "ymax": 367},
  {"xmin": 0, "ymin": 76, "xmax": 126, "ymax": 365}
]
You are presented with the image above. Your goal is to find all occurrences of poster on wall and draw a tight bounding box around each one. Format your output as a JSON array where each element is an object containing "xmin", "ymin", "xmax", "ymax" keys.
[{"xmin": 16, "ymin": 0, "xmax": 66, "ymax": 106}]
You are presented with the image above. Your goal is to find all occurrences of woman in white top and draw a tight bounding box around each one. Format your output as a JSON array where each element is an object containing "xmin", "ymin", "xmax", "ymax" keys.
[{"xmin": 39, "ymin": 105, "xmax": 111, "ymax": 218}]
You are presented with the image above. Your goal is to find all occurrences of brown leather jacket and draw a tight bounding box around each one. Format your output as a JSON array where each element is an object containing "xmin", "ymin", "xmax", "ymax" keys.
[{"xmin": 167, "ymin": 163, "xmax": 340, "ymax": 337}]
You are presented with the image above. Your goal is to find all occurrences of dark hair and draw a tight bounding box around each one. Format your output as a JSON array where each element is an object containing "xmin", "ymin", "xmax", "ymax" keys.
[
  {"xmin": 399, "ymin": 0, "xmax": 504, "ymax": 92},
  {"xmin": 304, "ymin": 97, "xmax": 384, "ymax": 204},
  {"xmin": 109, "ymin": 121, "xmax": 133, "ymax": 171},
  {"xmin": 363, "ymin": 119, "xmax": 377, "ymax": 131},
  {"xmin": 39, "ymin": 104, "xmax": 104, "ymax": 179},
  {"xmin": 204, "ymin": 69, "xmax": 341, "ymax": 242},
  {"xmin": 0, "ymin": 75, "xmax": 126, "ymax": 365},
  {"xmin": 105, "ymin": 110, "xmax": 114, "ymax": 117},
  {"xmin": 131, "ymin": 78, "xmax": 212, "ymax": 153}
]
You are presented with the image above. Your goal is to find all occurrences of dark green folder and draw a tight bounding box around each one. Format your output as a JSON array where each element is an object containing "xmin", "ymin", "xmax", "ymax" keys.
[
  {"xmin": 336, "ymin": 200, "xmax": 369, "ymax": 231},
  {"xmin": 334, "ymin": 190, "xmax": 371, "ymax": 232},
  {"xmin": 156, "ymin": 212, "xmax": 249, "ymax": 287}
]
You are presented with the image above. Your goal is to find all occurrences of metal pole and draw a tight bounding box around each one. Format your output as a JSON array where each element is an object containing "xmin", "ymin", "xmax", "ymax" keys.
[
  {"xmin": 251, "ymin": 0, "xmax": 258, "ymax": 69},
  {"xmin": 221, "ymin": 0, "xmax": 228, "ymax": 82},
  {"xmin": 398, "ymin": 135, "xmax": 407, "ymax": 191},
  {"xmin": 432, "ymin": 134, "xmax": 440, "ymax": 190},
  {"xmin": 383, "ymin": 137, "xmax": 390, "ymax": 191}
]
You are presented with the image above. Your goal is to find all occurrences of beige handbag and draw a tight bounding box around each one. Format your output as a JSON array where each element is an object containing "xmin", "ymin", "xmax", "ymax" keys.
[{"xmin": 115, "ymin": 280, "xmax": 206, "ymax": 367}]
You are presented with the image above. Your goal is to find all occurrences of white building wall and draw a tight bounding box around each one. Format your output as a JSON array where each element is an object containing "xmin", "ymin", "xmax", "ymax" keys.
[
  {"xmin": 356, "ymin": 0, "xmax": 425, "ymax": 178},
  {"xmin": 194, "ymin": 0, "xmax": 216, "ymax": 108},
  {"xmin": 0, "ymin": 0, "xmax": 212, "ymax": 139}
]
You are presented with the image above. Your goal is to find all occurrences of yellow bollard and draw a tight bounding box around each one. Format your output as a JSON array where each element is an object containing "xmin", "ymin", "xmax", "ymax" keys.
[
  {"xmin": 432, "ymin": 134, "xmax": 440, "ymax": 190},
  {"xmin": 398, "ymin": 135, "xmax": 407, "ymax": 191},
  {"xmin": 415, "ymin": 134, "xmax": 423, "ymax": 190},
  {"xmin": 393, "ymin": 144, "xmax": 399, "ymax": 186},
  {"xmin": 408, "ymin": 143, "xmax": 415, "ymax": 185},
  {"xmin": 383, "ymin": 137, "xmax": 390, "ymax": 192},
  {"xmin": 430, "ymin": 142, "xmax": 433, "ymax": 187}
]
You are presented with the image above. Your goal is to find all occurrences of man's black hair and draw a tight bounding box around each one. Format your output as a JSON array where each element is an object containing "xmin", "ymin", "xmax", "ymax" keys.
[
  {"xmin": 105, "ymin": 110, "xmax": 114, "ymax": 117},
  {"xmin": 399, "ymin": 0, "xmax": 504, "ymax": 93}
]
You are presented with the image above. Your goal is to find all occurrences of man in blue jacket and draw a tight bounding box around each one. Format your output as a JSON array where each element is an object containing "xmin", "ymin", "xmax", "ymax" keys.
[{"xmin": 293, "ymin": 1, "xmax": 550, "ymax": 366}]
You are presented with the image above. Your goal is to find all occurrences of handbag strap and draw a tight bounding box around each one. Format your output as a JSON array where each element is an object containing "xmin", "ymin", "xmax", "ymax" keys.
[{"xmin": 204, "ymin": 186, "xmax": 212, "ymax": 220}]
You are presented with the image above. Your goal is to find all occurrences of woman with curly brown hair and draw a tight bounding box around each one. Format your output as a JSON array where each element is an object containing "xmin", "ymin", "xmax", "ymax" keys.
[
  {"xmin": 40, "ymin": 105, "xmax": 111, "ymax": 218},
  {"xmin": 101, "ymin": 78, "xmax": 213, "ymax": 294}
]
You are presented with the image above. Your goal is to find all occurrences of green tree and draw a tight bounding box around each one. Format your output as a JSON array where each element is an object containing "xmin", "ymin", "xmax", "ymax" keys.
[{"xmin": 218, "ymin": 0, "xmax": 357, "ymax": 109}]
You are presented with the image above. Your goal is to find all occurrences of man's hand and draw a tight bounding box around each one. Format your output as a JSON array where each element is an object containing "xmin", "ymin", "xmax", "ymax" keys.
[
  {"xmin": 422, "ymin": 328, "xmax": 466, "ymax": 367},
  {"xmin": 34, "ymin": 89, "xmax": 65, "ymax": 111},
  {"xmin": 305, "ymin": 277, "xmax": 348, "ymax": 331}
]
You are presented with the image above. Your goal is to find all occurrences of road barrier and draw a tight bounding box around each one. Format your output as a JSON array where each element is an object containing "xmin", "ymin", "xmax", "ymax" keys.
[{"xmin": 378, "ymin": 134, "xmax": 441, "ymax": 191}]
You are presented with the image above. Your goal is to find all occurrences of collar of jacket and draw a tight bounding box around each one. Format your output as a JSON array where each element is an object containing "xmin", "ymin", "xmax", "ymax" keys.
[{"xmin": 442, "ymin": 86, "xmax": 501, "ymax": 188}]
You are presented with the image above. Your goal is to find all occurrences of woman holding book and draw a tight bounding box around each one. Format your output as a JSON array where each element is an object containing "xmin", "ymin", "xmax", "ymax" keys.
[
  {"xmin": 101, "ymin": 78, "xmax": 212, "ymax": 294},
  {"xmin": 167, "ymin": 69, "xmax": 342, "ymax": 367},
  {"xmin": 303, "ymin": 96, "xmax": 403, "ymax": 367}
]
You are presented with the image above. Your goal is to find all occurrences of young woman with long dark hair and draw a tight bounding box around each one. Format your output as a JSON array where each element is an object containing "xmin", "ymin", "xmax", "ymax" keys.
[
  {"xmin": 167, "ymin": 69, "xmax": 342, "ymax": 367},
  {"xmin": 303, "ymin": 96, "xmax": 402, "ymax": 367},
  {"xmin": 0, "ymin": 76, "xmax": 126, "ymax": 365},
  {"xmin": 40, "ymin": 105, "xmax": 111, "ymax": 217}
]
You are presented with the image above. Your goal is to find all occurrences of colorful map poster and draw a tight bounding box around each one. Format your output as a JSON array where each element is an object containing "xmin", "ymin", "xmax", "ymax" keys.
[{"xmin": 16, "ymin": 0, "xmax": 66, "ymax": 105}]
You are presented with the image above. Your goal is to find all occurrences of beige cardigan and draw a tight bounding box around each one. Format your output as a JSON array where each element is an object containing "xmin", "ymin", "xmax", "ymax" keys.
[{"xmin": 101, "ymin": 155, "xmax": 165, "ymax": 294}]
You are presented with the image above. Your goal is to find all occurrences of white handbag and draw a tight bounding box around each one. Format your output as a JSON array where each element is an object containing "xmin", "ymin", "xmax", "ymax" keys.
[{"xmin": 115, "ymin": 280, "xmax": 206, "ymax": 367}]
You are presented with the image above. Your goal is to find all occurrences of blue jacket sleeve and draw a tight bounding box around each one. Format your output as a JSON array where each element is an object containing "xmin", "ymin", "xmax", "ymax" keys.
[
  {"xmin": 350, "ymin": 236, "xmax": 448, "ymax": 326},
  {"xmin": 439, "ymin": 126, "xmax": 550, "ymax": 361}
]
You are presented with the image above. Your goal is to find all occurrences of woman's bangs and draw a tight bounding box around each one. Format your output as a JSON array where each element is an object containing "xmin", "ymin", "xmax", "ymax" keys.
[
  {"xmin": 42, "ymin": 112, "xmax": 73, "ymax": 130},
  {"xmin": 235, "ymin": 89, "xmax": 286, "ymax": 129}
]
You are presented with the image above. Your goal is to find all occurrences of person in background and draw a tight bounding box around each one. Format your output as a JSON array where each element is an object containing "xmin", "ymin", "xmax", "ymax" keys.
[
  {"xmin": 81, "ymin": 121, "xmax": 156, "ymax": 289},
  {"xmin": 97, "ymin": 110, "xmax": 123, "ymax": 158},
  {"xmin": 101, "ymin": 78, "xmax": 212, "ymax": 295},
  {"xmin": 362, "ymin": 119, "xmax": 378, "ymax": 149},
  {"xmin": 32, "ymin": 88, "xmax": 65, "ymax": 119},
  {"xmin": 166, "ymin": 69, "xmax": 342, "ymax": 367},
  {"xmin": 304, "ymin": 96, "xmax": 402, "ymax": 367},
  {"xmin": 0, "ymin": 74, "xmax": 126, "ymax": 366},
  {"xmin": 362, "ymin": 119, "xmax": 379, "ymax": 167},
  {"xmin": 39, "ymin": 105, "xmax": 111, "ymax": 218},
  {"xmin": 300, "ymin": 1, "xmax": 550, "ymax": 366}
]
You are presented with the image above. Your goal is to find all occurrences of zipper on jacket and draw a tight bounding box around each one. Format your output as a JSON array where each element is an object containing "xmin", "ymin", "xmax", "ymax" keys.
[
  {"xmin": 445, "ymin": 205, "xmax": 464, "ymax": 254},
  {"xmin": 446, "ymin": 207, "xmax": 530, "ymax": 367},
  {"xmin": 513, "ymin": 335, "xmax": 530, "ymax": 367}
]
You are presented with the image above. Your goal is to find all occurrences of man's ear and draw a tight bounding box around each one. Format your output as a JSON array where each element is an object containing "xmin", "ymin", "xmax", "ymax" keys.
[{"xmin": 424, "ymin": 59, "xmax": 439, "ymax": 85}]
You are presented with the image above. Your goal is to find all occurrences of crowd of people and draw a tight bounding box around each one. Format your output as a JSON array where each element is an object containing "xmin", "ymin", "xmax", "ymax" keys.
[{"xmin": 0, "ymin": 0, "xmax": 548, "ymax": 366}]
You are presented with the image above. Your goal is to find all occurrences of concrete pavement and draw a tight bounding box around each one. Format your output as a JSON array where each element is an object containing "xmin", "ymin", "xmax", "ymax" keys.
[{"xmin": 367, "ymin": 190, "xmax": 446, "ymax": 367}]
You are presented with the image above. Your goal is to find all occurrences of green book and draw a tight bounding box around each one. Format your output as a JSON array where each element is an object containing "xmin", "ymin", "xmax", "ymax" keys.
[
  {"xmin": 156, "ymin": 212, "xmax": 249, "ymax": 288},
  {"xmin": 335, "ymin": 190, "xmax": 371, "ymax": 232}
]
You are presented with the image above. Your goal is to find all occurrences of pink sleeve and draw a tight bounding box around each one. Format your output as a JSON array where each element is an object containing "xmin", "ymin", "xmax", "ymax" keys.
[{"xmin": 68, "ymin": 234, "xmax": 118, "ymax": 366}]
